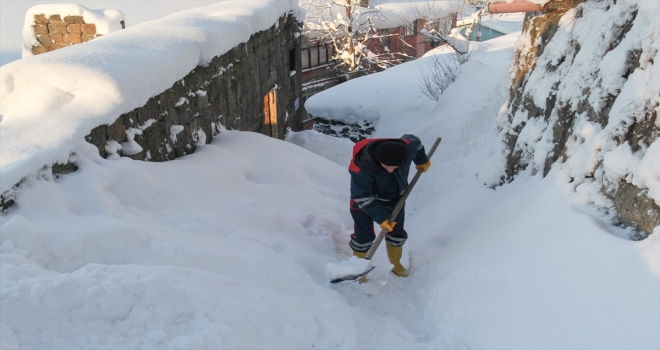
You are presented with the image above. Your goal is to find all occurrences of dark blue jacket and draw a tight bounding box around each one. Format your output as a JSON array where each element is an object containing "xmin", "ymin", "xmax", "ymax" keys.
[{"xmin": 349, "ymin": 134, "xmax": 429, "ymax": 224}]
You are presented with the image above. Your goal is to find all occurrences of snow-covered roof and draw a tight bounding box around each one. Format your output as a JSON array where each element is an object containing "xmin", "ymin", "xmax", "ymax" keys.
[
  {"xmin": 456, "ymin": 12, "xmax": 524, "ymax": 34},
  {"xmin": 302, "ymin": 0, "xmax": 457, "ymax": 33},
  {"xmin": 369, "ymin": 0, "xmax": 457, "ymax": 29},
  {"xmin": 0, "ymin": 0, "xmax": 301, "ymax": 195},
  {"xmin": 23, "ymin": 3, "xmax": 125, "ymax": 58}
]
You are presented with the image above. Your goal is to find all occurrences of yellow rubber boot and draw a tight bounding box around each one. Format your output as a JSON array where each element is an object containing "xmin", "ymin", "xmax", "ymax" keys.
[
  {"xmin": 386, "ymin": 243, "xmax": 409, "ymax": 277},
  {"xmin": 353, "ymin": 250, "xmax": 369, "ymax": 283}
]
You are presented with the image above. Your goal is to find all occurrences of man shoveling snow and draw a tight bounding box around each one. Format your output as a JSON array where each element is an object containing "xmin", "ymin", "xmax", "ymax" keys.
[{"xmin": 348, "ymin": 134, "xmax": 431, "ymax": 279}]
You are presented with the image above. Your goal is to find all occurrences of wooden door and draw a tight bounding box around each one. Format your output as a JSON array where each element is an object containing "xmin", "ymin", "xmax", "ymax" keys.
[{"xmin": 263, "ymin": 90, "xmax": 278, "ymax": 138}]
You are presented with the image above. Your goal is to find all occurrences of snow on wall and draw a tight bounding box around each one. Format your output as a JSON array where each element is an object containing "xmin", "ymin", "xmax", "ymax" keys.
[
  {"xmin": 0, "ymin": 0, "xmax": 302, "ymax": 197},
  {"xmin": 487, "ymin": 0, "xmax": 659, "ymax": 236},
  {"xmin": 23, "ymin": 3, "xmax": 125, "ymax": 57}
]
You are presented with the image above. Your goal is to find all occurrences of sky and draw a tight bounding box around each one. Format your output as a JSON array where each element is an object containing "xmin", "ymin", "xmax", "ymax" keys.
[{"xmin": 0, "ymin": 1, "xmax": 658, "ymax": 349}]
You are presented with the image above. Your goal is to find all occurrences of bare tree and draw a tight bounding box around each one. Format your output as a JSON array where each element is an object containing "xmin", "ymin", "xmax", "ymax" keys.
[
  {"xmin": 302, "ymin": 0, "xmax": 410, "ymax": 75},
  {"xmin": 301, "ymin": 0, "xmax": 483, "ymax": 75},
  {"xmin": 405, "ymin": 0, "xmax": 486, "ymax": 55},
  {"xmin": 417, "ymin": 48, "xmax": 473, "ymax": 101}
]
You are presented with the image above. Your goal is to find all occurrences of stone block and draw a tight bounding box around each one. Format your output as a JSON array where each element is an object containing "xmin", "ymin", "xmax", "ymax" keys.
[
  {"xmin": 67, "ymin": 24, "xmax": 82, "ymax": 33},
  {"xmin": 96, "ymin": 34, "xmax": 103, "ymax": 37},
  {"xmin": 48, "ymin": 43, "xmax": 67, "ymax": 51},
  {"xmin": 49, "ymin": 14, "xmax": 64, "ymax": 24},
  {"xmin": 81, "ymin": 34, "xmax": 96, "ymax": 42},
  {"xmin": 36, "ymin": 34, "xmax": 51, "ymax": 45},
  {"xmin": 63, "ymin": 15, "xmax": 83, "ymax": 24},
  {"xmin": 49, "ymin": 33, "xmax": 65, "ymax": 44},
  {"xmin": 81, "ymin": 23, "xmax": 96, "ymax": 34},
  {"xmin": 34, "ymin": 14, "xmax": 49, "ymax": 24},
  {"xmin": 31, "ymin": 45, "xmax": 48, "ymax": 55},
  {"xmin": 33, "ymin": 24, "xmax": 48, "ymax": 34},
  {"xmin": 48, "ymin": 23, "xmax": 67, "ymax": 34},
  {"xmin": 107, "ymin": 118, "xmax": 126, "ymax": 142},
  {"xmin": 64, "ymin": 33, "xmax": 82, "ymax": 44}
]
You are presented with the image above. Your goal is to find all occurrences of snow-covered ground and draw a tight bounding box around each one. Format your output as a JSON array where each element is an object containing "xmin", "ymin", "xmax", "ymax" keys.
[
  {"xmin": 306, "ymin": 33, "xmax": 659, "ymax": 348},
  {"xmin": 1, "ymin": 2, "xmax": 659, "ymax": 349}
]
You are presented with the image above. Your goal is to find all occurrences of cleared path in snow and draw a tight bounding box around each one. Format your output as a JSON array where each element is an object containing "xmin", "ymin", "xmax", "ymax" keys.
[{"xmin": 307, "ymin": 33, "xmax": 660, "ymax": 349}]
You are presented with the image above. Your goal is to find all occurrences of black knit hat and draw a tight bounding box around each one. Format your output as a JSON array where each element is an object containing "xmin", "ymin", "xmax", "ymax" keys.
[{"xmin": 373, "ymin": 141, "xmax": 408, "ymax": 166}]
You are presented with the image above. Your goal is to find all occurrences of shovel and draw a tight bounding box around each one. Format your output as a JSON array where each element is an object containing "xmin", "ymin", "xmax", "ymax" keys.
[{"xmin": 330, "ymin": 137, "xmax": 442, "ymax": 283}]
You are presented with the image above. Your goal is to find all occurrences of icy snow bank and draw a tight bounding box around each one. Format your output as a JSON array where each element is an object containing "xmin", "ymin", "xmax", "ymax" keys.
[
  {"xmin": 285, "ymin": 129, "xmax": 354, "ymax": 167},
  {"xmin": 23, "ymin": 3, "xmax": 125, "ymax": 58},
  {"xmin": 0, "ymin": 0, "xmax": 302, "ymax": 196},
  {"xmin": 0, "ymin": 131, "xmax": 372, "ymax": 349},
  {"xmin": 490, "ymin": 0, "xmax": 660, "ymax": 235}
]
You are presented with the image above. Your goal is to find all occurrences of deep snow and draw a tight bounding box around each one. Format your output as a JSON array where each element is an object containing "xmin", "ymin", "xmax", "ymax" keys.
[
  {"xmin": 0, "ymin": 0, "xmax": 302, "ymax": 198},
  {"xmin": 0, "ymin": 2, "xmax": 659, "ymax": 349}
]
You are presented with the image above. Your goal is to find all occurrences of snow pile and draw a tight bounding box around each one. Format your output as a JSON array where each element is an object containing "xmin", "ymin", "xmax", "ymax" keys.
[
  {"xmin": 23, "ymin": 3, "xmax": 125, "ymax": 58},
  {"xmin": 325, "ymin": 255, "xmax": 372, "ymax": 280},
  {"xmin": 0, "ymin": 131, "xmax": 373, "ymax": 349},
  {"xmin": 285, "ymin": 129, "xmax": 355, "ymax": 167},
  {"xmin": 488, "ymin": 0, "xmax": 659, "ymax": 212},
  {"xmin": 0, "ymin": 0, "xmax": 302, "ymax": 197}
]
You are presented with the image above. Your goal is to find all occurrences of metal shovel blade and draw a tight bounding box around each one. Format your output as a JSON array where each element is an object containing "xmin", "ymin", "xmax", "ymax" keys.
[{"xmin": 329, "ymin": 266, "xmax": 376, "ymax": 284}]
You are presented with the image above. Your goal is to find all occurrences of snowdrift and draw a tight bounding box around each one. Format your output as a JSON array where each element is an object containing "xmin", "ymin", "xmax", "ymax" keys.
[
  {"xmin": 0, "ymin": 0, "xmax": 301, "ymax": 198},
  {"xmin": 491, "ymin": 0, "xmax": 660, "ymax": 237}
]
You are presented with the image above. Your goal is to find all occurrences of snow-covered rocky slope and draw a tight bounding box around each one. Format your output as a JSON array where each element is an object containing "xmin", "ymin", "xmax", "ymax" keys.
[{"xmin": 490, "ymin": 0, "xmax": 659, "ymax": 238}]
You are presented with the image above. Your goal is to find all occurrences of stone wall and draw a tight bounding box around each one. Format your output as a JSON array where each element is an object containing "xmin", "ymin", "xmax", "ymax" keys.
[
  {"xmin": 30, "ymin": 14, "xmax": 124, "ymax": 55},
  {"xmin": 84, "ymin": 14, "xmax": 303, "ymax": 162}
]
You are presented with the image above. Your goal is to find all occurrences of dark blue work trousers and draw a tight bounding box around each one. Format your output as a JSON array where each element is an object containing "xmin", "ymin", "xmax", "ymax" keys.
[{"xmin": 349, "ymin": 199, "xmax": 408, "ymax": 253}]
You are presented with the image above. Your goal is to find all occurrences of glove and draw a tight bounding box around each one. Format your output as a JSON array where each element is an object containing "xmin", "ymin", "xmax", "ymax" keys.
[
  {"xmin": 415, "ymin": 160, "xmax": 431, "ymax": 172},
  {"xmin": 380, "ymin": 220, "xmax": 397, "ymax": 232}
]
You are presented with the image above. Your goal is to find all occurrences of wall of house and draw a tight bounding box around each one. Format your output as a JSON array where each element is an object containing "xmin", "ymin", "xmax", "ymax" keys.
[
  {"xmin": 85, "ymin": 14, "xmax": 303, "ymax": 162},
  {"xmin": 367, "ymin": 19, "xmax": 447, "ymax": 60}
]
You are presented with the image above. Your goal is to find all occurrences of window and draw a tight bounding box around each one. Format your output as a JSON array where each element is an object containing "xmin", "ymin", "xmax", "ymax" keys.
[
  {"xmin": 434, "ymin": 14, "xmax": 454, "ymax": 36},
  {"xmin": 301, "ymin": 51, "xmax": 309, "ymax": 69},
  {"xmin": 319, "ymin": 45, "xmax": 327, "ymax": 64},
  {"xmin": 405, "ymin": 20, "xmax": 417, "ymax": 36},
  {"xmin": 289, "ymin": 48, "xmax": 296, "ymax": 71},
  {"xmin": 301, "ymin": 39, "xmax": 309, "ymax": 69},
  {"xmin": 301, "ymin": 38, "xmax": 333, "ymax": 69},
  {"xmin": 380, "ymin": 28, "xmax": 391, "ymax": 46},
  {"xmin": 311, "ymin": 42, "xmax": 319, "ymax": 67}
]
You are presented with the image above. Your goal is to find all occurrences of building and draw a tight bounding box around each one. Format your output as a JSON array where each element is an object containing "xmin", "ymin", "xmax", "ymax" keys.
[{"xmin": 300, "ymin": 1, "xmax": 457, "ymax": 128}]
